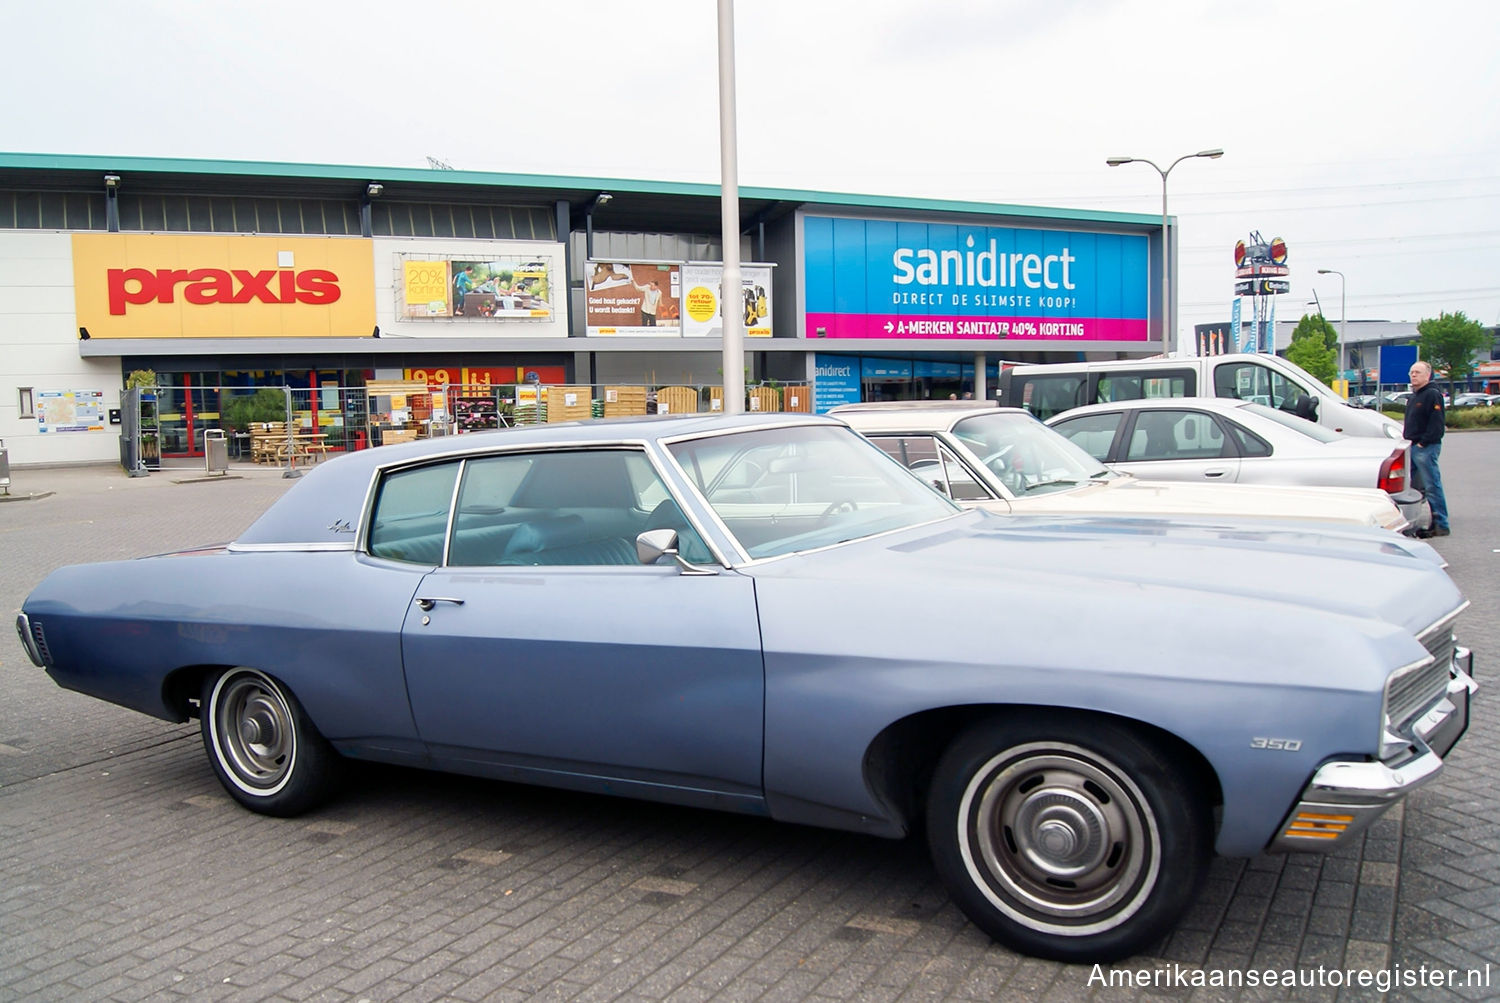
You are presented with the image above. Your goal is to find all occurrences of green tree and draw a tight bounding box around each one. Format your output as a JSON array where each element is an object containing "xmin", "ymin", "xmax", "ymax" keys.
[
  {"xmin": 1285, "ymin": 313, "xmax": 1337, "ymax": 386},
  {"xmin": 1417, "ymin": 311, "xmax": 1491, "ymax": 391},
  {"xmin": 1292, "ymin": 312, "xmax": 1338, "ymax": 353}
]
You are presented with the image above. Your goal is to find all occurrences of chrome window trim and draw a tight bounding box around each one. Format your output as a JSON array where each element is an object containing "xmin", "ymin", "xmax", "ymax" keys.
[
  {"xmin": 357, "ymin": 439, "xmax": 734, "ymax": 570},
  {"xmin": 937, "ymin": 430, "xmax": 1016, "ymax": 502},
  {"xmin": 227, "ymin": 542, "xmax": 358, "ymax": 553},
  {"xmin": 440, "ymin": 459, "xmax": 466, "ymax": 567}
]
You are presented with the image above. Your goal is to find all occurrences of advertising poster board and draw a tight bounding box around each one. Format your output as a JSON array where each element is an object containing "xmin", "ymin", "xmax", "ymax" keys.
[
  {"xmin": 585, "ymin": 262, "xmax": 681, "ymax": 336},
  {"xmin": 37, "ymin": 390, "xmax": 106, "ymax": 432},
  {"xmin": 402, "ymin": 260, "xmax": 451, "ymax": 316},
  {"xmin": 813, "ymin": 355, "xmax": 862, "ymax": 413},
  {"xmin": 400, "ymin": 255, "xmax": 553, "ymax": 319},
  {"xmin": 802, "ymin": 216, "xmax": 1150, "ymax": 343},
  {"xmin": 680, "ymin": 262, "xmax": 774, "ymax": 338}
]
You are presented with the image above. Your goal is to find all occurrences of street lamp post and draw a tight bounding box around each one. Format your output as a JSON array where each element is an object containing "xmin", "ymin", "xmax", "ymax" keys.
[
  {"xmin": 1106, "ymin": 149, "xmax": 1223, "ymax": 355},
  {"xmin": 1317, "ymin": 268, "xmax": 1347, "ymax": 384},
  {"xmin": 716, "ymin": 0, "xmax": 744, "ymax": 414}
]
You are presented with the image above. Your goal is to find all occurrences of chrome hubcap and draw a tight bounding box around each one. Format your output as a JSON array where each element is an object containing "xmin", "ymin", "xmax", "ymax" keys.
[
  {"xmin": 959, "ymin": 743, "xmax": 1159, "ymax": 932},
  {"xmin": 214, "ymin": 672, "xmax": 295, "ymax": 792}
]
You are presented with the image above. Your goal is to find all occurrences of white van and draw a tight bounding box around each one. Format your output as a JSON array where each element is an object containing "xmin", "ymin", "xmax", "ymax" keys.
[{"xmin": 998, "ymin": 354, "xmax": 1401, "ymax": 439}]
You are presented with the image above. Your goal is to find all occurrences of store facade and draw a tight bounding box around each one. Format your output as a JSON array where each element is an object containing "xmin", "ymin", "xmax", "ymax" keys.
[{"xmin": 1, "ymin": 153, "xmax": 1165, "ymax": 467}]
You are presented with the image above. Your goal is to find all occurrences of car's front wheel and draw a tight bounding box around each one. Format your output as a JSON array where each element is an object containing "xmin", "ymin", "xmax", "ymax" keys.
[
  {"xmin": 201, "ymin": 667, "xmax": 339, "ymax": 816},
  {"xmin": 926, "ymin": 715, "xmax": 1210, "ymax": 962}
]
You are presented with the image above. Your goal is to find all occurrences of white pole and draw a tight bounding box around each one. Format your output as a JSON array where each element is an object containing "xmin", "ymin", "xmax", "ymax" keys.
[{"xmin": 717, "ymin": 0, "xmax": 744, "ymax": 415}]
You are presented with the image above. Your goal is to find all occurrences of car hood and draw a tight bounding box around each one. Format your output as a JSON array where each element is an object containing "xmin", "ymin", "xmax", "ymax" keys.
[
  {"xmin": 746, "ymin": 509, "xmax": 1457, "ymax": 638},
  {"xmin": 988, "ymin": 477, "xmax": 1406, "ymax": 530}
]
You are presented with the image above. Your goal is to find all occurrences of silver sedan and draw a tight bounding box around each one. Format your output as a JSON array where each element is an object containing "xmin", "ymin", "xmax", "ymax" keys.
[{"xmin": 1046, "ymin": 397, "xmax": 1428, "ymax": 524}]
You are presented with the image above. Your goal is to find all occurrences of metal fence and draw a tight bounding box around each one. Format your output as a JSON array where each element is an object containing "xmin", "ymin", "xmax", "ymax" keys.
[{"xmin": 127, "ymin": 381, "xmax": 813, "ymax": 470}]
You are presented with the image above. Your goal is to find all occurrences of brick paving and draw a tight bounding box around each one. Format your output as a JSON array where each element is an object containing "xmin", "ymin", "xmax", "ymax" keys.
[{"xmin": 1, "ymin": 441, "xmax": 1496, "ymax": 1002}]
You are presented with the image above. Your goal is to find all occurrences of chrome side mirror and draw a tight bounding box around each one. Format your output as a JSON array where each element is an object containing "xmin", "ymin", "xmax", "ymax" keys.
[{"xmin": 635, "ymin": 528, "xmax": 718, "ymax": 575}]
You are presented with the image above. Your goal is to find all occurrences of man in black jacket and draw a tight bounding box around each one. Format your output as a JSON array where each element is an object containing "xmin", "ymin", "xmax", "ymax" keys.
[{"xmin": 1403, "ymin": 361, "xmax": 1449, "ymax": 537}]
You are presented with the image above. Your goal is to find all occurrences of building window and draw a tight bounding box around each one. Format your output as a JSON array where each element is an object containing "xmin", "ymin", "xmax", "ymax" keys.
[{"xmin": 18, "ymin": 387, "xmax": 34, "ymax": 418}]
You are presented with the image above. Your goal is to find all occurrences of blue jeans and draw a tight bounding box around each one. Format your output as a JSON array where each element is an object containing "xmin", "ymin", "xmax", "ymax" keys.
[{"xmin": 1411, "ymin": 441, "xmax": 1448, "ymax": 529}]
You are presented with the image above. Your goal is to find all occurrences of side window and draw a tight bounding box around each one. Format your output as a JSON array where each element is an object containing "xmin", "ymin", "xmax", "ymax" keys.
[
  {"xmin": 368, "ymin": 462, "xmax": 461, "ymax": 564},
  {"xmin": 935, "ymin": 442, "xmax": 992, "ymax": 501},
  {"xmin": 1095, "ymin": 371, "xmax": 1192, "ymax": 404},
  {"xmin": 1142, "ymin": 376, "xmax": 1189, "ymax": 399},
  {"xmin": 868, "ymin": 434, "xmax": 941, "ymax": 470},
  {"xmin": 868, "ymin": 435, "xmax": 991, "ymax": 501},
  {"xmin": 1225, "ymin": 422, "xmax": 1272, "ymax": 457},
  {"xmin": 447, "ymin": 449, "xmax": 710, "ymax": 567},
  {"xmin": 1051, "ymin": 413, "xmax": 1123, "ymax": 461},
  {"xmin": 1215, "ymin": 362, "xmax": 1303, "ymax": 409},
  {"xmin": 1018, "ymin": 375, "xmax": 1086, "ymax": 420},
  {"xmin": 1126, "ymin": 411, "xmax": 1227, "ymax": 461}
]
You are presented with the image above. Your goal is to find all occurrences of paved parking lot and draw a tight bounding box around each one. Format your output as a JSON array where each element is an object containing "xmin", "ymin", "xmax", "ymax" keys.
[{"xmin": 2, "ymin": 438, "xmax": 1497, "ymax": 1002}]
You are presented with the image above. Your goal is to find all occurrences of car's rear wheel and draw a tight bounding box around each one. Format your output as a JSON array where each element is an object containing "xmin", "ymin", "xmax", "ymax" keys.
[
  {"xmin": 201, "ymin": 667, "xmax": 339, "ymax": 816},
  {"xmin": 925, "ymin": 715, "xmax": 1210, "ymax": 962}
]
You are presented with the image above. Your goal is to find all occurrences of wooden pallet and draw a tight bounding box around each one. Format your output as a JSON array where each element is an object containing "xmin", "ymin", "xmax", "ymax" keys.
[
  {"xmin": 546, "ymin": 386, "xmax": 595, "ymax": 423},
  {"xmin": 602, "ymin": 386, "xmax": 648, "ymax": 417}
]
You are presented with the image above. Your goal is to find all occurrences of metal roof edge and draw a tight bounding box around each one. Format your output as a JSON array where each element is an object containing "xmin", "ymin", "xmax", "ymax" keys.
[{"xmin": 0, "ymin": 151, "xmax": 1161, "ymax": 226}]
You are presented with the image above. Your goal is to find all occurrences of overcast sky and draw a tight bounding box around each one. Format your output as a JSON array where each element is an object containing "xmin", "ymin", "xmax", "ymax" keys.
[{"xmin": 6, "ymin": 0, "xmax": 1497, "ymax": 342}]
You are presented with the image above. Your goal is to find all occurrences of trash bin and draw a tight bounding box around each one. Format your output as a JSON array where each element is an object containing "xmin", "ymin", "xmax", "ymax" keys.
[
  {"xmin": 204, "ymin": 429, "xmax": 228, "ymax": 476},
  {"xmin": 0, "ymin": 437, "xmax": 10, "ymax": 495}
]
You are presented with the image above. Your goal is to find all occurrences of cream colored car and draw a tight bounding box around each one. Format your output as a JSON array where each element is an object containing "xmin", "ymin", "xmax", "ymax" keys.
[{"xmin": 831, "ymin": 402, "xmax": 1412, "ymax": 533}]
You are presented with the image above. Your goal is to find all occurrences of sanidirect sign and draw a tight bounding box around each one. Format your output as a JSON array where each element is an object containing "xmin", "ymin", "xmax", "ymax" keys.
[
  {"xmin": 803, "ymin": 216, "xmax": 1149, "ymax": 342},
  {"xmin": 72, "ymin": 234, "xmax": 376, "ymax": 338}
]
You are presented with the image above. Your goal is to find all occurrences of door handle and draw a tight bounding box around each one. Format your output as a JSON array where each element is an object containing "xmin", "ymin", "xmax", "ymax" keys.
[
  {"xmin": 1203, "ymin": 469, "xmax": 1227, "ymax": 478},
  {"xmin": 415, "ymin": 597, "xmax": 465, "ymax": 611}
]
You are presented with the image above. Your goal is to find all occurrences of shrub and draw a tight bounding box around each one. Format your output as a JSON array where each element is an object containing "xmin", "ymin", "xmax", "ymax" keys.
[{"xmin": 1447, "ymin": 407, "xmax": 1500, "ymax": 430}]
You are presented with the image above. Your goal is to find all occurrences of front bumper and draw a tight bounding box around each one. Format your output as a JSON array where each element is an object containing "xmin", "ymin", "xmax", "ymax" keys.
[
  {"xmin": 1392, "ymin": 488, "xmax": 1432, "ymax": 535},
  {"xmin": 1268, "ymin": 647, "xmax": 1474, "ymax": 853},
  {"xmin": 15, "ymin": 612, "xmax": 46, "ymax": 668}
]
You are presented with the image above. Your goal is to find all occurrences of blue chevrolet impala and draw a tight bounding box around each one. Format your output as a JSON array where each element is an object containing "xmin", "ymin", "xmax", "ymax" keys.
[{"xmin": 17, "ymin": 413, "xmax": 1475, "ymax": 961}]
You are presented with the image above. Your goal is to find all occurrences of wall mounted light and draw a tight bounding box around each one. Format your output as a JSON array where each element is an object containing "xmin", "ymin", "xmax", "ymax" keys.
[
  {"xmin": 365, "ymin": 182, "xmax": 384, "ymax": 198},
  {"xmin": 594, "ymin": 191, "xmax": 613, "ymax": 206},
  {"xmin": 103, "ymin": 174, "xmax": 120, "ymax": 190}
]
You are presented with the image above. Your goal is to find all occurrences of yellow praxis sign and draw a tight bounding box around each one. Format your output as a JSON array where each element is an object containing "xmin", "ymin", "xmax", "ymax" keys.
[{"xmin": 72, "ymin": 234, "xmax": 376, "ymax": 338}]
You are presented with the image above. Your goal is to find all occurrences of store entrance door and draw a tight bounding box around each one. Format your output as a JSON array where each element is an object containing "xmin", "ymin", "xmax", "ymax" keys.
[{"xmin": 159, "ymin": 375, "xmax": 220, "ymax": 459}]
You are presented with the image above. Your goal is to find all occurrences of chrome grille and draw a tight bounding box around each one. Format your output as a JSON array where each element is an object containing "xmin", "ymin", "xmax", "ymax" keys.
[
  {"xmin": 30, "ymin": 619, "xmax": 52, "ymax": 665},
  {"xmin": 1386, "ymin": 620, "xmax": 1458, "ymax": 732}
]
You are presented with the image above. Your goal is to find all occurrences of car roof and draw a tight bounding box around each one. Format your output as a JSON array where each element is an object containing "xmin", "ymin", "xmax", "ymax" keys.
[
  {"xmin": 1045, "ymin": 397, "xmax": 1252, "ymax": 420},
  {"xmin": 829, "ymin": 401, "xmax": 1032, "ymax": 433},
  {"xmin": 234, "ymin": 412, "xmax": 842, "ymax": 548},
  {"xmin": 1008, "ymin": 355, "xmax": 1201, "ymax": 374}
]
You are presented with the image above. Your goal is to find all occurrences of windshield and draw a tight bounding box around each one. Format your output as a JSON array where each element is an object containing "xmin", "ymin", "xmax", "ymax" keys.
[
  {"xmin": 1239, "ymin": 403, "xmax": 1344, "ymax": 442},
  {"xmin": 666, "ymin": 424, "xmax": 959, "ymax": 559},
  {"xmin": 949, "ymin": 412, "xmax": 1112, "ymax": 496}
]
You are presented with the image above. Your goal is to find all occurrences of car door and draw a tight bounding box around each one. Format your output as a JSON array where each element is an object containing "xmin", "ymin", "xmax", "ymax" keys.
[
  {"xmin": 392, "ymin": 447, "xmax": 766, "ymax": 807},
  {"xmin": 1111, "ymin": 408, "xmax": 1242, "ymax": 483},
  {"xmin": 1048, "ymin": 411, "xmax": 1126, "ymax": 465}
]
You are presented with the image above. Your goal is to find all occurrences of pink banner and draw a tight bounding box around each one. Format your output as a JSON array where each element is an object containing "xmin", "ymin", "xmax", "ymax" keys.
[{"xmin": 805, "ymin": 312, "xmax": 1149, "ymax": 342}]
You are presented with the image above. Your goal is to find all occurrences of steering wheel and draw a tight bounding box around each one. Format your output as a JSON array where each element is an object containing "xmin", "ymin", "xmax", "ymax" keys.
[
  {"xmin": 819, "ymin": 499, "xmax": 858, "ymax": 520},
  {"xmin": 982, "ymin": 447, "xmax": 1026, "ymax": 495}
]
